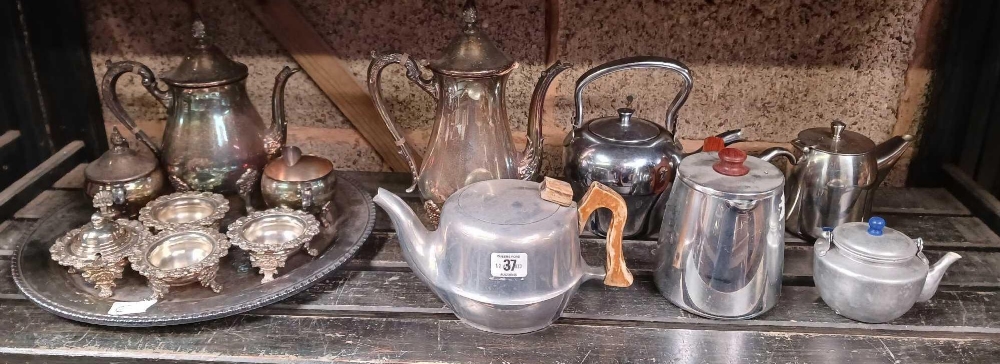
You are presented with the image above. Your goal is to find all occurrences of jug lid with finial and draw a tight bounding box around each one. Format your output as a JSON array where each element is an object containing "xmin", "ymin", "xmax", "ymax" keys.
[
  {"xmin": 795, "ymin": 120, "xmax": 877, "ymax": 155},
  {"xmin": 160, "ymin": 19, "xmax": 249, "ymax": 87},
  {"xmin": 84, "ymin": 127, "xmax": 160, "ymax": 183},
  {"xmin": 427, "ymin": 0, "xmax": 516, "ymax": 77}
]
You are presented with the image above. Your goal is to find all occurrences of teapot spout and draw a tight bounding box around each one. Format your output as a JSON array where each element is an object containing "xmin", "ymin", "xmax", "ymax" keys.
[
  {"xmin": 519, "ymin": 61, "xmax": 571, "ymax": 180},
  {"xmin": 265, "ymin": 67, "xmax": 301, "ymax": 158},
  {"xmin": 372, "ymin": 188, "xmax": 437, "ymax": 279},
  {"xmin": 918, "ymin": 252, "xmax": 961, "ymax": 302},
  {"xmin": 873, "ymin": 134, "xmax": 915, "ymax": 184}
]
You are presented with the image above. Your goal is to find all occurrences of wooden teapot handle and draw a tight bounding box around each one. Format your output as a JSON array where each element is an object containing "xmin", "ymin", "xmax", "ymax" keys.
[{"xmin": 577, "ymin": 182, "xmax": 633, "ymax": 287}]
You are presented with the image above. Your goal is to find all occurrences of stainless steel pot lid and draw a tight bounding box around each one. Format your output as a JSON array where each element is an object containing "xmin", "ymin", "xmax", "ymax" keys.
[
  {"xmin": 677, "ymin": 148, "xmax": 784, "ymax": 199},
  {"xmin": 456, "ymin": 179, "xmax": 562, "ymax": 225},
  {"xmin": 832, "ymin": 216, "xmax": 918, "ymax": 262},
  {"xmin": 587, "ymin": 108, "xmax": 662, "ymax": 143},
  {"xmin": 794, "ymin": 120, "xmax": 876, "ymax": 155}
]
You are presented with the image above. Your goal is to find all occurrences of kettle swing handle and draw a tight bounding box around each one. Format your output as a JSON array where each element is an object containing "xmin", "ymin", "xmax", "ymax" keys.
[
  {"xmin": 101, "ymin": 60, "xmax": 172, "ymax": 158},
  {"xmin": 367, "ymin": 52, "xmax": 439, "ymax": 192},
  {"xmin": 577, "ymin": 182, "xmax": 634, "ymax": 287},
  {"xmin": 572, "ymin": 56, "xmax": 693, "ymax": 136}
]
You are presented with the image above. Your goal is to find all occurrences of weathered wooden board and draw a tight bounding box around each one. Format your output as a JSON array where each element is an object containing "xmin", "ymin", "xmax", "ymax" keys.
[
  {"xmin": 51, "ymin": 163, "xmax": 87, "ymax": 190},
  {"xmin": 0, "ymin": 301, "xmax": 996, "ymax": 363},
  {"xmin": 13, "ymin": 190, "xmax": 81, "ymax": 220}
]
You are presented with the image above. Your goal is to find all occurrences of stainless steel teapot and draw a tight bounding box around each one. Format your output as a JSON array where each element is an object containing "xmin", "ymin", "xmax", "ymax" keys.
[
  {"xmin": 814, "ymin": 217, "xmax": 961, "ymax": 323},
  {"xmin": 368, "ymin": 0, "xmax": 570, "ymax": 222},
  {"xmin": 562, "ymin": 56, "xmax": 742, "ymax": 238},
  {"xmin": 102, "ymin": 20, "xmax": 301, "ymax": 204},
  {"xmin": 373, "ymin": 178, "xmax": 633, "ymax": 334},
  {"xmin": 784, "ymin": 121, "xmax": 914, "ymax": 239}
]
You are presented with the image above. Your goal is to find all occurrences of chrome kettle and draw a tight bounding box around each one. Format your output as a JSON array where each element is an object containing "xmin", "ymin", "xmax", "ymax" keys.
[
  {"xmin": 655, "ymin": 146, "xmax": 795, "ymax": 319},
  {"xmin": 102, "ymin": 20, "xmax": 301, "ymax": 203},
  {"xmin": 368, "ymin": 0, "xmax": 570, "ymax": 221},
  {"xmin": 784, "ymin": 121, "xmax": 914, "ymax": 239},
  {"xmin": 563, "ymin": 56, "xmax": 742, "ymax": 238}
]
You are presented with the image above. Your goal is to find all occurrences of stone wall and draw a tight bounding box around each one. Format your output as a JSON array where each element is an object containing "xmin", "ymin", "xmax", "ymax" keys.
[{"xmin": 84, "ymin": 0, "xmax": 938, "ymax": 185}]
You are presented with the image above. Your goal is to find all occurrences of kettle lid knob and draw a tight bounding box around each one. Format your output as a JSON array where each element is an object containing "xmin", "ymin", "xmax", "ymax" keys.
[
  {"xmin": 867, "ymin": 216, "xmax": 886, "ymax": 236},
  {"xmin": 713, "ymin": 148, "xmax": 750, "ymax": 176},
  {"xmin": 831, "ymin": 120, "xmax": 847, "ymax": 140},
  {"xmin": 702, "ymin": 136, "xmax": 725, "ymax": 152}
]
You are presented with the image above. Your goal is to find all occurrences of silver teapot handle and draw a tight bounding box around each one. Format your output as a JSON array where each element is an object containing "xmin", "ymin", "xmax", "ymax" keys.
[
  {"xmin": 572, "ymin": 56, "xmax": 693, "ymax": 135},
  {"xmin": 101, "ymin": 60, "xmax": 172, "ymax": 157}
]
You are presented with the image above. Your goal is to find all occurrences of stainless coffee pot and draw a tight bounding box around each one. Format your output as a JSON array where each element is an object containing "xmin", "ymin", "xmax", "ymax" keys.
[
  {"xmin": 102, "ymin": 20, "xmax": 301, "ymax": 205},
  {"xmin": 374, "ymin": 178, "xmax": 633, "ymax": 334},
  {"xmin": 563, "ymin": 56, "xmax": 742, "ymax": 238},
  {"xmin": 654, "ymin": 146, "xmax": 795, "ymax": 319},
  {"xmin": 784, "ymin": 121, "xmax": 914, "ymax": 239},
  {"xmin": 814, "ymin": 217, "xmax": 961, "ymax": 323},
  {"xmin": 368, "ymin": 0, "xmax": 570, "ymax": 221}
]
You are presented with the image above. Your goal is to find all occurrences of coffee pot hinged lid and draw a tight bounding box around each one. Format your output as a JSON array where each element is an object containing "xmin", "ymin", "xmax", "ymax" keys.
[
  {"xmin": 427, "ymin": 0, "xmax": 516, "ymax": 77},
  {"xmin": 678, "ymin": 148, "xmax": 785, "ymax": 200},
  {"xmin": 830, "ymin": 217, "xmax": 920, "ymax": 262},
  {"xmin": 160, "ymin": 19, "xmax": 249, "ymax": 87},
  {"xmin": 794, "ymin": 120, "xmax": 877, "ymax": 155}
]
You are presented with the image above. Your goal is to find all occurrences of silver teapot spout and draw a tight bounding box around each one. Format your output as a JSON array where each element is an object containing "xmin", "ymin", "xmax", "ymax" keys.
[
  {"xmin": 918, "ymin": 251, "xmax": 961, "ymax": 302},
  {"xmin": 372, "ymin": 189, "xmax": 438, "ymax": 280},
  {"xmin": 873, "ymin": 134, "xmax": 915, "ymax": 184},
  {"xmin": 264, "ymin": 67, "xmax": 301, "ymax": 159}
]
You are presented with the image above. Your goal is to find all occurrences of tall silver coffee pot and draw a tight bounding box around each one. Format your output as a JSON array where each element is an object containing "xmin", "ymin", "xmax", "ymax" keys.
[
  {"xmin": 368, "ymin": 0, "xmax": 569, "ymax": 221},
  {"xmin": 563, "ymin": 56, "xmax": 741, "ymax": 238},
  {"xmin": 654, "ymin": 146, "xmax": 795, "ymax": 319},
  {"xmin": 102, "ymin": 20, "xmax": 301, "ymax": 204},
  {"xmin": 784, "ymin": 121, "xmax": 914, "ymax": 239}
]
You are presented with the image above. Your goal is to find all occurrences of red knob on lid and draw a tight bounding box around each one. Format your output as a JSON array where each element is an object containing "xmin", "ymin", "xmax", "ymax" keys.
[
  {"xmin": 702, "ymin": 136, "xmax": 725, "ymax": 152},
  {"xmin": 713, "ymin": 148, "xmax": 749, "ymax": 176}
]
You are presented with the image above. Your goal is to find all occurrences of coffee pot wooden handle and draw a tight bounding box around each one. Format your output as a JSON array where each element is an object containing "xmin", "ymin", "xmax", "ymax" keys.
[{"xmin": 577, "ymin": 182, "xmax": 633, "ymax": 287}]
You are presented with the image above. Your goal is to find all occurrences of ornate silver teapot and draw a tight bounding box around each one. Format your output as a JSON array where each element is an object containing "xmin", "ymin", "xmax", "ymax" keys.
[
  {"xmin": 563, "ymin": 56, "xmax": 741, "ymax": 238},
  {"xmin": 814, "ymin": 217, "xmax": 961, "ymax": 323},
  {"xmin": 374, "ymin": 178, "xmax": 633, "ymax": 334},
  {"xmin": 368, "ymin": 0, "xmax": 570, "ymax": 221},
  {"xmin": 784, "ymin": 121, "xmax": 914, "ymax": 239},
  {"xmin": 102, "ymin": 20, "xmax": 301, "ymax": 206}
]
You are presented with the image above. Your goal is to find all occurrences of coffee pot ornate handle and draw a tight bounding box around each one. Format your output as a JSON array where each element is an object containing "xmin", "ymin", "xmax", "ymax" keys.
[
  {"xmin": 101, "ymin": 60, "xmax": 172, "ymax": 157},
  {"xmin": 577, "ymin": 182, "xmax": 634, "ymax": 287},
  {"xmin": 367, "ymin": 52, "xmax": 439, "ymax": 192},
  {"xmin": 572, "ymin": 56, "xmax": 693, "ymax": 136}
]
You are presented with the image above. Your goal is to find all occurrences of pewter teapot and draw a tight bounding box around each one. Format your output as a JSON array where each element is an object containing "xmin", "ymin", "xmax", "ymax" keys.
[
  {"xmin": 563, "ymin": 56, "xmax": 742, "ymax": 238},
  {"xmin": 368, "ymin": 0, "xmax": 570, "ymax": 221},
  {"xmin": 784, "ymin": 121, "xmax": 914, "ymax": 239},
  {"xmin": 102, "ymin": 20, "xmax": 301, "ymax": 203},
  {"xmin": 814, "ymin": 217, "xmax": 961, "ymax": 323},
  {"xmin": 373, "ymin": 178, "xmax": 632, "ymax": 334}
]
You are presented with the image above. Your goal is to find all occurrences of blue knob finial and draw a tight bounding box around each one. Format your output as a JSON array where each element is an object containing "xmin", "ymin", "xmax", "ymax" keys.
[{"xmin": 867, "ymin": 216, "xmax": 886, "ymax": 236}]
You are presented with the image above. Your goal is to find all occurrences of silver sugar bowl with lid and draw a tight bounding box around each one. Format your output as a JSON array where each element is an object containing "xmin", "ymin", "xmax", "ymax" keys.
[
  {"xmin": 84, "ymin": 127, "xmax": 167, "ymax": 217},
  {"xmin": 814, "ymin": 217, "xmax": 961, "ymax": 323},
  {"xmin": 563, "ymin": 56, "xmax": 741, "ymax": 238}
]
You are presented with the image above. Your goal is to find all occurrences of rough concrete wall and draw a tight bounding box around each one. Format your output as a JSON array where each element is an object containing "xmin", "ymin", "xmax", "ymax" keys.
[{"xmin": 84, "ymin": 0, "xmax": 931, "ymax": 185}]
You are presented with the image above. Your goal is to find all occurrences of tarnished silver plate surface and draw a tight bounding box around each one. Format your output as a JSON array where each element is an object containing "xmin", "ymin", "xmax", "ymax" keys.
[{"xmin": 11, "ymin": 176, "xmax": 375, "ymax": 327}]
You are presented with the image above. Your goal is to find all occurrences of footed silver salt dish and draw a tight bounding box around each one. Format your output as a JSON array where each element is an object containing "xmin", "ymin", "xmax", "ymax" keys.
[
  {"xmin": 227, "ymin": 208, "xmax": 321, "ymax": 283},
  {"xmin": 129, "ymin": 226, "xmax": 230, "ymax": 298},
  {"xmin": 139, "ymin": 191, "xmax": 229, "ymax": 231}
]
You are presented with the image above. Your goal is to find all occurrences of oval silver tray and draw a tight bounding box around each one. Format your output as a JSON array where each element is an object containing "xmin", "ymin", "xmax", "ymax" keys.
[{"xmin": 11, "ymin": 175, "xmax": 375, "ymax": 327}]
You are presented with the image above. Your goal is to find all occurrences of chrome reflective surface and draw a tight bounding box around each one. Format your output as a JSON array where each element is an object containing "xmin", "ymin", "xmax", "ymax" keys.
[
  {"xmin": 130, "ymin": 226, "xmax": 230, "ymax": 298},
  {"xmin": 84, "ymin": 128, "xmax": 166, "ymax": 217},
  {"xmin": 139, "ymin": 192, "xmax": 229, "ymax": 231},
  {"xmin": 367, "ymin": 1, "xmax": 569, "ymax": 220},
  {"xmin": 261, "ymin": 146, "xmax": 337, "ymax": 219},
  {"xmin": 101, "ymin": 20, "xmax": 301, "ymax": 198},
  {"xmin": 785, "ymin": 121, "xmax": 914, "ymax": 239},
  {"xmin": 564, "ymin": 56, "xmax": 746, "ymax": 238},
  {"xmin": 813, "ymin": 218, "xmax": 961, "ymax": 323},
  {"xmin": 654, "ymin": 151, "xmax": 787, "ymax": 319},
  {"xmin": 374, "ymin": 179, "xmax": 631, "ymax": 334},
  {"xmin": 227, "ymin": 208, "xmax": 321, "ymax": 283}
]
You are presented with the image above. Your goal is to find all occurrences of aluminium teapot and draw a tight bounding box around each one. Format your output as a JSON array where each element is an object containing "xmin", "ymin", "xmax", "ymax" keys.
[
  {"xmin": 373, "ymin": 178, "xmax": 633, "ymax": 334},
  {"xmin": 563, "ymin": 56, "xmax": 742, "ymax": 238},
  {"xmin": 102, "ymin": 20, "xmax": 301, "ymax": 205},
  {"xmin": 814, "ymin": 217, "xmax": 961, "ymax": 323},
  {"xmin": 368, "ymin": 0, "xmax": 570, "ymax": 222},
  {"xmin": 784, "ymin": 121, "xmax": 914, "ymax": 239}
]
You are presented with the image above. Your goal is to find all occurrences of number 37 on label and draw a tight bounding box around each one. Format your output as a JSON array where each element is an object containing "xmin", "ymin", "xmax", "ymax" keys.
[{"xmin": 490, "ymin": 253, "xmax": 527, "ymax": 278}]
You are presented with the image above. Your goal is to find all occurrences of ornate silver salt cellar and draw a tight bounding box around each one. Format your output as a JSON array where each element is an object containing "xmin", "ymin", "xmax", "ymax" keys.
[
  {"xmin": 129, "ymin": 226, "xmax": 230, "ymax": 299},
  {"xmin": 138, "ymin": 191, "xmax": 229, "ymax": 231},
  {"xmin": 226, "ymin": 208, "xmax": 321, "ymax": 283},
  {"xmin": 49, "ymin": 190, "xmax": 147, "ymax": 298}
]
